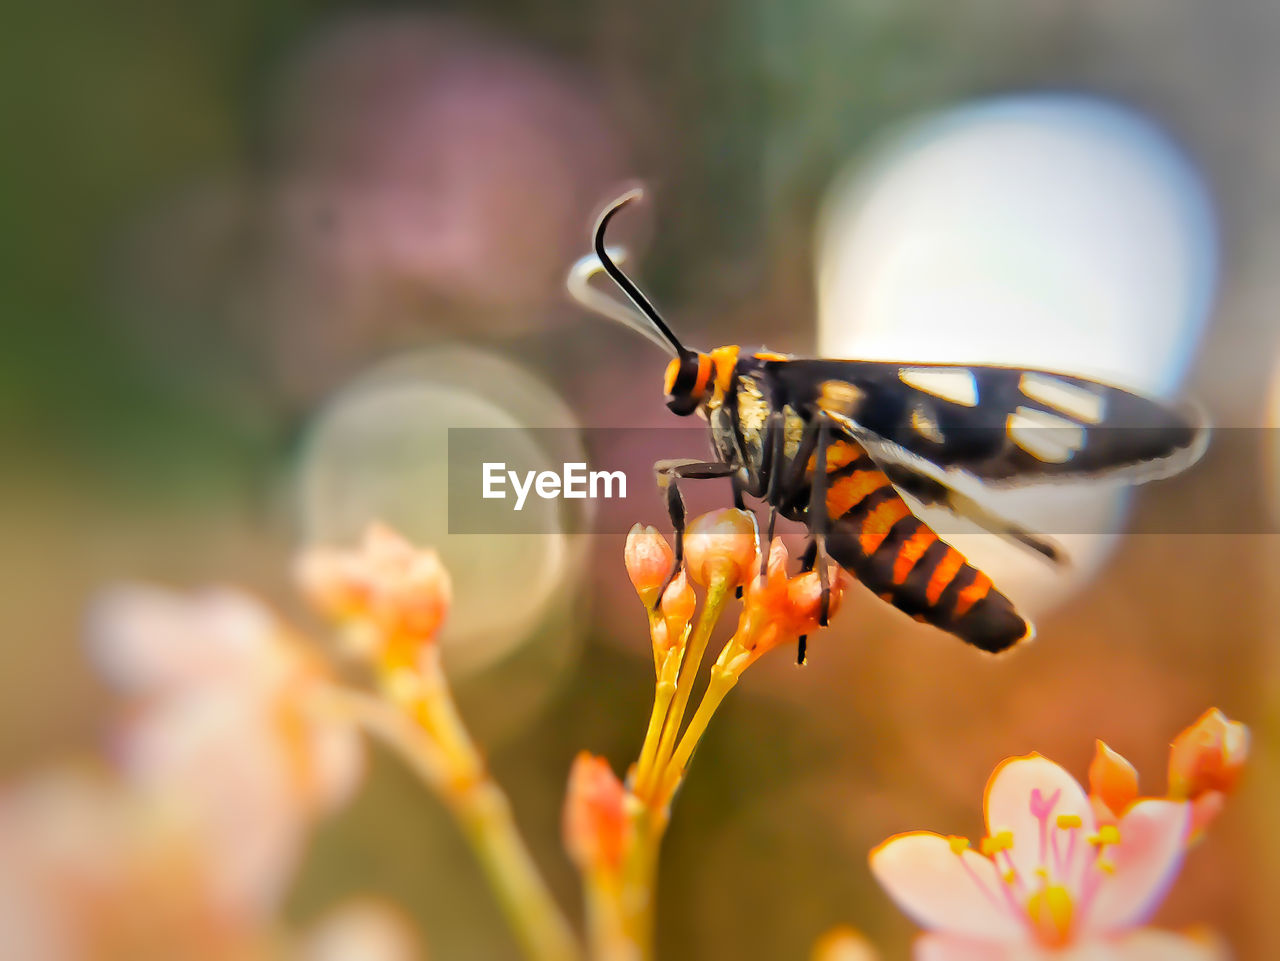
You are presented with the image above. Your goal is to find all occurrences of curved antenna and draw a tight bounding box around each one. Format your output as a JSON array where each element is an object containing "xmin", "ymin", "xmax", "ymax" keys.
[
  {"xmin": 592, "ymin": 189, "xmax": 691, "ymax": 358},
  {"xmin": 566, "ymin": 247, "xmax": 679, "ymax": 356}
]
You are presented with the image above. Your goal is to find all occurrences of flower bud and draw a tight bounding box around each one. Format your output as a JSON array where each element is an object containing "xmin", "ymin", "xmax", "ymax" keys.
[
  {"xmin": 294, "ymin": 547, "xmax": 369, "ymax": 620},
  {"xmin": 1088, "ymin": 740, "xmax": 1139, "ymax": 818},
  {"xmin": 624, "ymin": 524, "xmax": 674, "ymax": 603},
  {"xmin": 684, "ymin": 510, "xmax": 757, "ymax": 589},
  {"xmin": 562, "ymin": 752, "xmax": 627, "ymax": 874},
  {"xmin": 650, "ymin": 618, "xmax": 674, "ymax": 657},
  {"xmin": 784, "ymin": 566, "xmax": 850, "ymax": 636},
  {"xmin": 660, "ymin": 571, "xmax": 696, "ymax": 642},
  {"xmin": 1168, "ymin": 708, "xmax": 1249, "ymax": 800},
  {"xmin": 810, "ymin": 926, "xmax": 880, "ymax": 961},
  {"xmin": 295, "ymin": 522, "xmax": 452, "ymax": 650}
]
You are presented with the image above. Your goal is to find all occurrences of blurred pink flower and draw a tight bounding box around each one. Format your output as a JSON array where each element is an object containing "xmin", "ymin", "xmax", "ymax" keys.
[
  {"xmin": 88, "ymin": 586, "xmax": 363, "ymax": 920},
  {"xmin": 0, "ymin": 768, "xmax": 275, "ymax": 961},
  {"xmin": 250, "ymin": 12, "xmax": 630, "ymax": 398},
  {"xmin": 870, "ymin": 755, "xmax": 1223, "ymax": 960},
  {"xmin": 300, "ymin": 899, "xmax": 426, "ymax": 961}
]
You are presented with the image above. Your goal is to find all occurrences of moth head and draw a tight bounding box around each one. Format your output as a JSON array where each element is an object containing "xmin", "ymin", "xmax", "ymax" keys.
[
  {"xmin": 664, "ymin": 345, "xmax": 740, "ymax": 416},
  {"xmin": 663, "ymin": 352, "xmax": 711, "ymax": 416}
]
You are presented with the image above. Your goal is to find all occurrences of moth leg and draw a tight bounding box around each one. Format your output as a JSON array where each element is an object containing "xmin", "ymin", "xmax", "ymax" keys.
[
  {"xmin": 654, "ymin": 459, "xmax": 738, "ymax": 607},
  {"xmin": 805, "ymin": 414, "xmax": 835, "ymax": 627},
  {"xmin": 758, "ymin": 410, "xmax": 787, "ymax": 579},
  {"xmin": 792, "ymin": 419, "xmax": 829, "ymax": 662}
]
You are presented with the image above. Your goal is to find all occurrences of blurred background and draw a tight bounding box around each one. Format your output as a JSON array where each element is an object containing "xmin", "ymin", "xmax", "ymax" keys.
[{"xmin": 4, "ymin": 0, "xmax": 1279, "ymax": 958}]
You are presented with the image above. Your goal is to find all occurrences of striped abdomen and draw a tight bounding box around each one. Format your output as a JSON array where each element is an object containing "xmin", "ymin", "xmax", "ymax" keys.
[{"xmin": 817, "ymin": 442, "xmax": 1032, "ymax": 653}]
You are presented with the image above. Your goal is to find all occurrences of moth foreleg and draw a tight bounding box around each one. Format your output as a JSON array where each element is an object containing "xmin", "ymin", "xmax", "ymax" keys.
[{"xmin": 654, "ymin": 459, "xmax": 738, "ymax": 607}]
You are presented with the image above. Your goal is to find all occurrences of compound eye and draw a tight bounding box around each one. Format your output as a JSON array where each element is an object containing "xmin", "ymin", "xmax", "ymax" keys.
[
  {"xmin": 663, "ymin": 354, "xmax": 706, "ymax": 417},
  {"xmin": 666, "ymin": 392, "xmax": 700, "ymax": 416}
]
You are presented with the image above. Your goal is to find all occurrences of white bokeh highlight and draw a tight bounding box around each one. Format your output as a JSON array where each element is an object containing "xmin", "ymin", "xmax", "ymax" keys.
[
  {"xmin": 818, "ymin": 94, "xmax": 1217, "ymax": 618},
  {"xmin": 295, "ymin": 346, "xmax": 587, "ymax": 676}
]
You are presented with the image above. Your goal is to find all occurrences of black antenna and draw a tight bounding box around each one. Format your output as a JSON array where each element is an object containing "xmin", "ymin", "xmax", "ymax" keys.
[{"xmin": 594, "ymin": 189, "xmax": 691, "ymax": 358}]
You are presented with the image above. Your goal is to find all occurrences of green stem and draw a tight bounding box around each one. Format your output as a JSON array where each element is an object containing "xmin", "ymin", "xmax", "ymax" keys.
[{"xmin": 366, "ymin": 656, "xmax": 582, "ymax": 961}]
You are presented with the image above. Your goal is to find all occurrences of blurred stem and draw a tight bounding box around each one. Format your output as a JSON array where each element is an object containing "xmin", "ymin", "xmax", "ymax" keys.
[
  {"xmin": 583, "ymin": 871, "xmax": 635, "ymax": 961},
  {"xmin": 637, "ymin": 578, "xmax": 730, "ymax": 802},
  {"xmin": 369, "ymin": 645, "xmax": 582, "ymax": 961}
]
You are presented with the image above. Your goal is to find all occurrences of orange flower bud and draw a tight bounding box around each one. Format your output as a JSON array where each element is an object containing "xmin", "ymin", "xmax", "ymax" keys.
[
  {"xmin": 660, "ymin": 571, "xmax": 696, "ymax": 644},
  {"xmin": 295, "ymin": 523, "xmax": 452, "ymax": 649},
  {"xmin": 726, "ymin": 542, "xmax": 851, "ymax": 672},
  {"xmin": 650, "ymin": 618, "xmax": 674, "ymax": 657},
  {"xmin": 1088, "ymin": 740, "xmax": 1139, "ymax": 817},
  {"xmin": 373, "ymin": 550, "xmax": 452, "ymax": 640},
  {"xmin": 624, "ymin": 524, "xmax": 674, "ymax": 602},
  {"xmin": 1188, "ymin": 790, "xmax": 1226, "ymax": 842},
  {"xmin": 562, "ymin": 752, "xmax": 628, "ymax": 874},
  {"xmin": 783, "ymin": 566, "xmax": 850, "ymax": 636},
  {"xmin": 294, "ymin": 547, "xmax": 370, "ymax": 620},
  {"xmin": 1168, "ymin": 708, "xmax": 1249, "ymax": 800},
  {"xmin": 811, "ymin": 925, "xmax": 880, "ymax": 961},
  {"xmin": 684, "ymin": 510, "xmax": 757, "ymax": 588}
]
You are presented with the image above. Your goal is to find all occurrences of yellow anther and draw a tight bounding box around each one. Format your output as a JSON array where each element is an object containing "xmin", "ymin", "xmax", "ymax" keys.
[
  {"xmin": 980, "ymin": 830, "xmax": 1014, "ymax": 857},
  {"xmin": 1089, "ymin": 824, "xmax": 1122, "ymax": 847},
  {"xmin": 1056, "ymin": 814, "xmax": 1083, "ymax": 829},
  {"xmin": 1003, "ymin": 870, "xmax": 1017, "ymax": 884},
  {"xmin": 948, "ymin": 836, "xmax": 970, "ymax": 855},
  {"xmin": 1098, "ymin": 858, "xmax": 1116, "ymax": 874},
  {"xmin": 1035, "ymin": 867, "xmax": 1049, "ymax": 881}
]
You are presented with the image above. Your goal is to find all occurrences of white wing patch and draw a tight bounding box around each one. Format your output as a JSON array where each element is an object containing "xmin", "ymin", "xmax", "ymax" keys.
[
  {"xmin": 1018, "ymin": 373, "xmax": 1105, "ymax": 424},
  {"xmin": 910, "ymin": 404, "xmax": 945, "ymax": 444},
  {"xmin": 898, "ymin": 367, "xmax": 978, "ymax": 407},
  {"xmin": 1006, "ymin": 406, "xmax": 1085, "ymax": 463}
]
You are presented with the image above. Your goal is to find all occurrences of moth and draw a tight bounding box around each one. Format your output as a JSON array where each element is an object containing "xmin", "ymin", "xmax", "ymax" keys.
[{"xmin": 569, "ymin": 190, "xmax": 1207, "ymax": 657}]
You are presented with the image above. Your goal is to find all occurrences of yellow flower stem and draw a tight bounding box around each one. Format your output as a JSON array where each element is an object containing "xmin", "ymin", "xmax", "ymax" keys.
[
  {"xmin": 373, "ymin": 647, "xmax": 581, "ymax": 961},
  {"xmin": 582, "ymin": 869, "xmax": 638, "ymax": 961},
  {"xmin": 658, "ymin": 663, "xmax": 739, "ymax": 803},
  {"xmin": 633, "ymin": 649, "xmax": 681, "ymax": 793},
  {"xmin": 637, "ymin": 577, "xmax": 731, "ymax": 801},
  {"xmin": 611, "ymin": 800, "xmax": 667, "ymax": 961},
  {"xmin": 578, "ymin": 795, "xmax": 664, "ymax": 961}
]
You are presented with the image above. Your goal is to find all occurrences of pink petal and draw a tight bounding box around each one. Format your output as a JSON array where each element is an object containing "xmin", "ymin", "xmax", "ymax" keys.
[
  {"xmin": 1080, "ymin": 800, "xmax": 1191, "ymax": 935},
  {"xmin": 914, "ymin": 934, "xmax": 1034, "ymax": 961},
  {"xmin": 984, "ymin": 754, "xmax": 1095, "ymax": 884},
  {"xmin": 1098, "ymin": 929, "xmax": 1228, "ymax": 961},
  {"xmin": 301, "ymin": 899, "xmax": 424, "ymax": 961},
  {"xmin": 87, "ymin": 586, "xmax": 276, "ymax": 695},
  {"xmin": 870, "ymin": 832, "xmax": 1025, "ymax": 941},
  {"xmin": 915, "ymin": 930, "xmax": 1227, "ymax": 961}
]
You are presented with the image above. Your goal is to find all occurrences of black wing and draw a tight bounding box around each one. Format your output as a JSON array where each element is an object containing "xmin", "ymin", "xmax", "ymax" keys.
[{"xmin": 766, "ymin": 357, "xmax": 1207, "ymax": 485}]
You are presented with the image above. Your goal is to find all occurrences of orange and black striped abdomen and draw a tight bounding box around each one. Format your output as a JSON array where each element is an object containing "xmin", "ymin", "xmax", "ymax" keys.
[{"xmin": 819, "ymin": 449, "xmax": 1032, "ymax": 653}]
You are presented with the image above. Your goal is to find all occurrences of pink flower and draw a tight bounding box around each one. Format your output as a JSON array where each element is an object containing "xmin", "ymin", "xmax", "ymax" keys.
[
  {"xmin": 87, "ymin": 586, "xmax": 364, "ymax": 919},
  {"xmin": 870, "ymin": 754, "xmax": 1224, "ymax": 960}
]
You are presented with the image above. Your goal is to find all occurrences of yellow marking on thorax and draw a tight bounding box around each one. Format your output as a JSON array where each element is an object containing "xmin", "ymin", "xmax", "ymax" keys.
[{"xmin": 817, "ymin": 379, "xmax": 865, "ymax": 416}]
